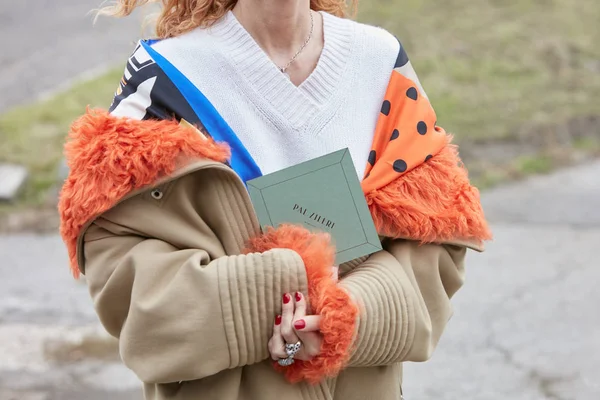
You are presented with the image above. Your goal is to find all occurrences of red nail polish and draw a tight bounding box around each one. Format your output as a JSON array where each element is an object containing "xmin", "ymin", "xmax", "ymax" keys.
[
  {"xmin": 283, "ymin": 293, "xmax": 291, "ymax": 304},
  {"xmin": 275, "ymin": 315, "xmax": 282, "ymax": 325},
  {"xmin": 295, "ymin": 292, "xmax": 302, "ymax": 302},
  {"xmin": 294, "ymin": 319, "xmax": 306, "ymax": 330}
]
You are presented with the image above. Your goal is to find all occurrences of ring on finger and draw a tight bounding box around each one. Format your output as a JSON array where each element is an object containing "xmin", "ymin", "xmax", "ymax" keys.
[
  {"xmin": 277, "ymin": 357, "xmax": 295, "ymax": 367},
  {"xmin": 285, "ymin": 341, "xmax": 302, "ymax": 357}
]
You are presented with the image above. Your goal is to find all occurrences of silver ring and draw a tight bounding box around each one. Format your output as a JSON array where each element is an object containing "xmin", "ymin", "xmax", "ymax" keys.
[
  {"xmin": 278, "ymin": 357, "xmax": 295, "ymax": 366},
  {"xmin": 285, "ymin": 341, "xmax": 302, "ymax": 358}
]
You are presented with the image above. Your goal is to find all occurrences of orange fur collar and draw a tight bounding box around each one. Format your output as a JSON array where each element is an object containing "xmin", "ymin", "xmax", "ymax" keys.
[
  {"xmin": 59, "ymin": 109, "xmax": 229, "ymax": 278},
  {"xmin": 365, "ymin": 134, "xmax": 491, "ymax": 248},
  {"xmin": 59, "ymin": 109, "xmax": 490, "ymax": 278}
]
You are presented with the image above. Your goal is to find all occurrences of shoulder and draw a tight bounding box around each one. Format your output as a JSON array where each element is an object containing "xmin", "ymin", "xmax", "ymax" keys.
[
  {"xmin": 150, "ymin": 25, "xmax": 214, "ymax": 58},
  {"xmin": 114, "ymin": 24, "xmax": 215, "ymax": 81},
  {"xmin": 108, "ymin": 28, "xmax": 214, "ymax": 120},
  {"xmin": 330, "ymin": 14, "xmax": 403, "ymax": 63},
  {"xmin": 323, "ymin": 13, "xmax": 407, "ymax": 73},
  {"xmin": 356, "ymin": 21, "xmax": 401, "ymax": 56}
]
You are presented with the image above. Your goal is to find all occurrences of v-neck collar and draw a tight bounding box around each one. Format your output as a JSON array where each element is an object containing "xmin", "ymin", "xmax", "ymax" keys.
[{"xmin": 210, "ymin": 11, "xmax": 355, "ymax": 129}]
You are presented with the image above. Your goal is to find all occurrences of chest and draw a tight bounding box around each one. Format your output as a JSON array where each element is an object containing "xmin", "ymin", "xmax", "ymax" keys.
[
  {"xmin": 153, "ymin": 33, "xmax": 394, "ymax": 179},
  {"xmin": 193, "ymin": 64, "xmax": 390, "ymax": 179}
]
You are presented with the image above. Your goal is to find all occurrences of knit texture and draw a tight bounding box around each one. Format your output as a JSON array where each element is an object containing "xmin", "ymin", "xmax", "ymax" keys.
[{"xmin": 150, "ymin": 11, "xmax": 400, "ymax": 179}]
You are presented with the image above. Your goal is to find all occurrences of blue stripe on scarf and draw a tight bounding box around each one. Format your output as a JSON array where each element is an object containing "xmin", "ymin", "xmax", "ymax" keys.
[{"xmin": 141, "ymin": 41, "xmax": 263, "ymax": 184}]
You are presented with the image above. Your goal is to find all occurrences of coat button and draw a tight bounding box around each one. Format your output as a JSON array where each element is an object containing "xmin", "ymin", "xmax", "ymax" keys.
[{"xmin": 151, "ymin": 189, "xmax": 163, "ymax": 200}]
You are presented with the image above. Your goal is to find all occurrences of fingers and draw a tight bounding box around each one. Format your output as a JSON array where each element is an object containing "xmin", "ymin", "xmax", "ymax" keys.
[
  {"xmin": 292, "ymin": 292, "xmax": 323, "ymax": 361},
  {"xmin": 280, "ymin": 293, "xmax": 300, "ymax": 345},
  {"xmin": 292, "ymin": 291, "xmax": 320, "ymax": 332},
  {"xmin": 268, "ymin": 315, "xmax": 287, "ymax": 360},
  {"xmin": 293, "ymin": 291, "xmax": 307, "ymax": 319},
  {"xmin": 294, "ymin": 315, "xmax": 321, "ymax": 332},
  {"xmin": 293, "ymin": 331, "xmax": 322, "ymax": 361},
  {"xmin": 292, "ymin": 291, "xmax": 309, "ymax": 338},
  {"xmin": 270, "ymin": 292, "xmax": 322, "ymax": 363}
]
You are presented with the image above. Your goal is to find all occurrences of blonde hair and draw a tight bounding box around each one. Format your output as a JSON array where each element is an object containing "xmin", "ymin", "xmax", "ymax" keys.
[{"xmin": 98, "ymin": 0, "xmax": 356, "ymax": 39}]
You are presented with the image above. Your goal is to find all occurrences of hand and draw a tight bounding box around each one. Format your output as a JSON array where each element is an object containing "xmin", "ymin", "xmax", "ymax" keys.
[{"xmin": 268, "ymin": 292, "xmax": 323, "ymax": 362}]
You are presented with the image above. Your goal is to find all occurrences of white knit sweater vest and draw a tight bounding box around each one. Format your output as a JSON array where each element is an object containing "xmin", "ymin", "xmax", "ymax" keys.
[{"xmin": 152, "ymin": 11, "xmax": 399, "ymax": 179}]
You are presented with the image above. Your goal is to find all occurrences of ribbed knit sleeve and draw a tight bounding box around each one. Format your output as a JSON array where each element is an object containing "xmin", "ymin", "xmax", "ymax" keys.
[
  {"xmin": 339, "ymin": 240, "xmax": 466, "ymax": 366},
  {"xmin": 244, "ymin": 226, "xmax": 358, "ymax": 384},
  {"xmin": 84, "ymin": 222, "xmax": 313, "ymax": 384}
]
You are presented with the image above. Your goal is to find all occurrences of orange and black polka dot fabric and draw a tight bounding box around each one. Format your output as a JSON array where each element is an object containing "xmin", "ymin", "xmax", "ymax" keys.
[{"xmin": 361, "ymin": 68, "xmax": 448, "ymax": 194}]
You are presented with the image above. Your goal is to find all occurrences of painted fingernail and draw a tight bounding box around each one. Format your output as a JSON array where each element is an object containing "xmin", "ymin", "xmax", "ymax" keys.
[
  {"xmin": 295, "ymin": 292, "xmax": 302, "ymax": 302},
  {"xmin": 283, "ymin": 293, "xmax": 291, "ymax": 304},
  {"xmin": 275, "ymin": 315, "xmax": 282, "ymax": 325},
  {"xmin": 294, "ymin": 319, "xmax": 306, "ymax": 330}
]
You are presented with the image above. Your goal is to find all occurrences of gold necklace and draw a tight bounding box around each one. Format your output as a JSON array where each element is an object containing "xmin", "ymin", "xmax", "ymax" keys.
[{"xmin": 278, "ymin": 11, "xmax": 314, "ymax": 79}]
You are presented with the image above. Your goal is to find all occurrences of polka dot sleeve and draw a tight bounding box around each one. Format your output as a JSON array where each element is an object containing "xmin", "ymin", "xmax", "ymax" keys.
[{"xmin": 361, "ymin": 45, "xmax": 491, "ymax": 247}]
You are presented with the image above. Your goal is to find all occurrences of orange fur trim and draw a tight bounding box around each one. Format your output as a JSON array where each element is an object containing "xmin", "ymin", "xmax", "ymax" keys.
[
  {"xmin": 244, "ymin": 225, "xmax": 358, "ymax": 384},
  {"xmin": 59, "ymin": 109, "xmax": 230, "ymax": 278},
  {"xmin": 365, "ymin": 137, "xmax": 492, "ymax": 245}
]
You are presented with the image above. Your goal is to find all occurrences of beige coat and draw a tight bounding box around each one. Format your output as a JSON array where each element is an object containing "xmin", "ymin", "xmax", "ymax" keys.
[{"xmin": 59, "ymin": 110, "xmax": 490, "ymax": 400}]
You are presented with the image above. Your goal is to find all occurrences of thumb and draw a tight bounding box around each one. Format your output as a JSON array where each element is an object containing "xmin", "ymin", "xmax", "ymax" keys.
[{"xmin": 293, "ymin": 315, "xmax": 321, "ymax": 332}]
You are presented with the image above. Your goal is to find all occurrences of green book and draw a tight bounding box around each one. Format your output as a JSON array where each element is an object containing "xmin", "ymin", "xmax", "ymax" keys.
[{"xmin": 247, "ymin": 148, "xmax": 382, "ymax": 265}]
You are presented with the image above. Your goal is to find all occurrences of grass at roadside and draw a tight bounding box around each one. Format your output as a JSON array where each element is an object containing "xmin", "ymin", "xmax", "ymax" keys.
[
  {"xmin": 359, "ymin": 0, "xmax": 600, "ymax": 142},
  {"xmin": 1, "ymin": 0, "xmax": 599, "ymax": 220},
  {"xmin": 0, "ymin": 69, "xmax": 122, "ymax": 208}
]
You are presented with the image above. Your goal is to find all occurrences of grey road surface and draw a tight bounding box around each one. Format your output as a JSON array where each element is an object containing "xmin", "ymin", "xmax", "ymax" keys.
[
  {"xmin": 1, "ymin": 161, "xmax": 599, "ymax": 400},
  {"xmin": 4, "ymin": 1, "xmax": 597, "ymax": 399},
  {"xmin": 403, "ymin": 161, "xmax": 600, "ymax": 400},
  {"xmin": 0, "ymin": 0, "xmax": 146, "ymax": 113}
]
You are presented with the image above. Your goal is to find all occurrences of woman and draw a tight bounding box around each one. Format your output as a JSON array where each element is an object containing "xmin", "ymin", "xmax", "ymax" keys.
[{"xmin": 59, "ymin": 0, "xmax": 491, "ymax": 399}]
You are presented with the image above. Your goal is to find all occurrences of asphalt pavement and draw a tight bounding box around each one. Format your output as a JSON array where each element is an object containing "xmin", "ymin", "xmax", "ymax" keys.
[
  {"xmin": 0, "ymin": 0, "xmax": 145, "ymax": 113},
  {"xmin": 403, "ymin": 161, "xmax": 600, "ymax": 400},
  {"xmin": 1, "ymin": 2, "xmax": 599, "ymax": 399},
  {"xmin": 1, "ymin": 2, "xmax": 143, "ymax": 398},
  {"xmin": 1, "ymin": 161, "xmax": 599, "ymax": 399}
]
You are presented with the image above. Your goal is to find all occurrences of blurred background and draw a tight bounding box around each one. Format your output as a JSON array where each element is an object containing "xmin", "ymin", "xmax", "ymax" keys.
[{"xmin": 0, "ymin": 1, "xmax": 598, "ymax": 399}]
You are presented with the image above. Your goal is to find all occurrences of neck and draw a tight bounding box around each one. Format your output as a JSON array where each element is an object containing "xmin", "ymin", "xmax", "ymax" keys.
[{"xmin": 232, "ymin": 0, "xmax": 312, "ymax": 53}]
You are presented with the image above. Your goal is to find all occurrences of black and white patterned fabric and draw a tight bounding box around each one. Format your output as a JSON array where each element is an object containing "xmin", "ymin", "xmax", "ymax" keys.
[{"xmin": 109, "ymin": 42, "xmax": 204, "ymax": 129}]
